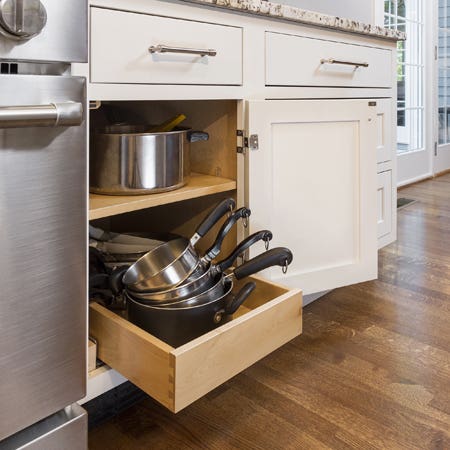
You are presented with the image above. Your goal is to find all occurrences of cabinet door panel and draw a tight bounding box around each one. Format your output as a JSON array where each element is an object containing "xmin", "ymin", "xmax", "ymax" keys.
[
  {"xmin": 376, "ymin": 98, "xmax": 393, "ymax": 163},
  {"xmin": 246, "ymin": 99, "xmax": 378, "ymax": 295},
  {"xmin": 377, "ymin": 170, "xmax": 393, "ymax": 243}
]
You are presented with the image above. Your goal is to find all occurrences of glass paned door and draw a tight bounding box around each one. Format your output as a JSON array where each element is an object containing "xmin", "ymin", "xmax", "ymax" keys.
[
  {"xmin": 385, "ymin": 0, "xmax": 425, "ymax": 155},
  {"xmin": 384, "ymin": 0, "xmax": 431, "ymax": 184},
  {"xmin": 436, "ymin": 0, "xmax": 450, "ymax": 172}
]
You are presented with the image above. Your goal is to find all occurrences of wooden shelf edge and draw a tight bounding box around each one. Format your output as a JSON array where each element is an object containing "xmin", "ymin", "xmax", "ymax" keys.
[{"xmin": 89, "ymin": 174, "xmax": 237, "ymax": 220}]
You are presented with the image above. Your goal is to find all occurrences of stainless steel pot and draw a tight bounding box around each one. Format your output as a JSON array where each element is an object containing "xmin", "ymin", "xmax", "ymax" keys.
[{"xmin": 90, "ymin": 125, "xmax": 209, "ymax": 195}]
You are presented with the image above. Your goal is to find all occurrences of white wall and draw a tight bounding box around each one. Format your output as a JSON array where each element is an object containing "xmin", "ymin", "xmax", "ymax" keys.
[{"xmin": 281, "ymin": 0, "xmax": 379, "ymax": 24}]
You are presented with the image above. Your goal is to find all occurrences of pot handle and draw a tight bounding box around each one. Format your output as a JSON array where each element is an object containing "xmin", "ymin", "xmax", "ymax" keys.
[
  {"xmin": 232, "ymin": 247, "xmax": 293, "ymax": 280},
  {"xmin": 226, "ymin": 282, "xmax": 256, "ymax": 315},
  {"xmin": 89, "ymin": 246, "xmax": 108, "ymax": 274},
  {"xmin": 202, "ymin": 207, "xmax": 251, "ymax": 263},
  {"xmin": 214, "ymin": 281, "xmax": 256, "ymax": 324},
  {"xmin": 215, "ymin": 230, "xmax": 273, "ymax": 273},
  {"xmin": 89, "ymin": 273, "xmax": 110, "ymax": 289},
  {"xmin": 187, "ymin": 130, "xmax": 209, "ymax": 143},
  {"xmin": 191, "ymin": 198, "xmax": 236, "ymax": 245},
  {"xmin": 109, "ymin": 265, "xmax": 129, "ymax": 295}
]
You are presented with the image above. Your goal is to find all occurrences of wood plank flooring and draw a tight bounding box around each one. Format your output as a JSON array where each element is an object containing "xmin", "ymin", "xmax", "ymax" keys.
[{"xmin": 89, "ymin": 174, "xmax": 450, "ymax": 450}]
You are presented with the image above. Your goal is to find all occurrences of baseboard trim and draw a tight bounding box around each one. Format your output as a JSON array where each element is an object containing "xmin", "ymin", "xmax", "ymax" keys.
[
  {"xmin": 398, "ymin": 173, "xmax": 433, "ymax": 189},
  {"xmin": 434, "ymin": 168, "xmax": 450, "ymax": 178}
]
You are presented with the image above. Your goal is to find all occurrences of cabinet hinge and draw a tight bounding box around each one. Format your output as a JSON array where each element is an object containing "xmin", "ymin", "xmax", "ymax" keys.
[
  {"xmin": 435, "ymin": 141, "xmax": 438, "ymax": 156},
  {"xmin": 435, "ymin": 45, "xmax": 438, "ymax": 61},
  {"xmin": 248, "ymin": 134, "xmax": 259, "ymax": 150},
  {"xmin": 237, "ymin": 130, "xmax": 259, "ymax": 153},
  {"xmin": 237, "ymin": 129, "xmax": 245, "ymax": 154}
]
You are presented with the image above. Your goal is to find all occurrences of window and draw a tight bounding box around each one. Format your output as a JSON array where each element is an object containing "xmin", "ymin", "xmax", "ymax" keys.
[{"xmin": 384, "ymin": 0, "xmax": 424, "ymax": 153}]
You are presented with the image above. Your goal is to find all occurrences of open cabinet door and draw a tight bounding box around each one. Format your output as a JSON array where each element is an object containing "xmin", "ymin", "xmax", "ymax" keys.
[{"xmin": 245, "ymin": 99, "xmax": 378, "ymax": 295}]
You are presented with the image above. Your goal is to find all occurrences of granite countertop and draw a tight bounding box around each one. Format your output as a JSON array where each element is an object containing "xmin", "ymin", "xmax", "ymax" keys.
[{"xmin": 181, "ymin": 0, "xmax": 406, "ymax": 41}]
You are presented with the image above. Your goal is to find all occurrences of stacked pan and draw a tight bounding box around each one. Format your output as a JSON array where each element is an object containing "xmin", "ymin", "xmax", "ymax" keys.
[{"xmin": 110, "ymin": 198, "xmax": 293, "ymax": 347}]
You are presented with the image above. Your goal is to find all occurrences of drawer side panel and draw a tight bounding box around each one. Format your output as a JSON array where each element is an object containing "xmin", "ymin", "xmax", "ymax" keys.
[
  {"xmin": 89, "ymin": 303, "xmax": 175, "ymax": 410},
  {"xmin": 172, "ymin": 288, "xmax": 302, "ymax": 412}
]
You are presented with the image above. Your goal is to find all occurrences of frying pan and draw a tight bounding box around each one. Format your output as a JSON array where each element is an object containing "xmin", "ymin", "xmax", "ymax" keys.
[
  {"xmin": 148, "ymin": 247, "xmax": 293, "ymax": 309},
  {"xmin": 121, "ymin": 198, "xmax": 236, "ymax": 292},
  {"xmin": 125, "ymin": 230, "xmax": 273, "ymax": 304}
]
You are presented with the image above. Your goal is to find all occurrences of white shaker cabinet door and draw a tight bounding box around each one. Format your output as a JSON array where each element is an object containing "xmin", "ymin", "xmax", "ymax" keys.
[{"xmin": 245, "ymin": 99, "xmax": 378, "ymax": 295}]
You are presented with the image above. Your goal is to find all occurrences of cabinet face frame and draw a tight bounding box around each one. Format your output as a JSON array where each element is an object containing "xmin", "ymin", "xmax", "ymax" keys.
[{"xmin": 244, "ymin": 98, "xmax": 378, "ymax": 295}]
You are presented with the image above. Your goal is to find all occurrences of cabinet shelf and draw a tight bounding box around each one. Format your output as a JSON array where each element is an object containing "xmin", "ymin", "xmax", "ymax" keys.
[{"xmin": 89, "ymin": 173, "xmax": 237, "ymax": 220}]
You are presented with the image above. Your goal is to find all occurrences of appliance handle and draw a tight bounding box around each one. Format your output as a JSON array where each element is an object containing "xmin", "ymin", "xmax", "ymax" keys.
[{"xmin": 0, "ymin": 102, "xmax": 83, "ymax": 128}]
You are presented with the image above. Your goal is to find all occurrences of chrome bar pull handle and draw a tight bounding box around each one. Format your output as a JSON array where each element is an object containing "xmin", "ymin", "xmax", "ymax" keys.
[
  {"xmin": 149, "ymin": 44, "xmax": 217, "ymax": 57},
  {"xmin": 320, "ymin": 58, "xmax": 369, "ymax": 68},
  {"xmin": 0, "ymin": 102, "xmax": 83, "ymax": 128}
]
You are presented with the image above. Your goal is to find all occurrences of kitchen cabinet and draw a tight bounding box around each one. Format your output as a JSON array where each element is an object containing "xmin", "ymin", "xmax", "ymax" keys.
[
  {"xmin": 375, "ymin": 99, "xmax": 397, "ymax": 248},
  {"xmin": 80, "ymin": 0, "xmax": 400, "ymax": 409},
  {"xmin": 85, "ymin": 99, "xmax": 304, "ymax": 412}
]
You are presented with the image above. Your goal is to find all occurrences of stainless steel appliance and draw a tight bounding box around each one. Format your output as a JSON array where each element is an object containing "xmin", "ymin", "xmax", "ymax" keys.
[{"xmin": 0, "ymin": 1, "xmax": 87, "ymax": 448}]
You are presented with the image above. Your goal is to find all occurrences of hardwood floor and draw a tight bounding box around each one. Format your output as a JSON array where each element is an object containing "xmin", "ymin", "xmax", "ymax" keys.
[{"xmin": 89, "ymin": 174, "xmax": 450, "ymax": 450}]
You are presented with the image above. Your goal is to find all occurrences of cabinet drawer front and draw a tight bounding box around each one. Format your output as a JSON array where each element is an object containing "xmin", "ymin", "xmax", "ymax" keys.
[
  {"xmin": 266, "ymin": 32, "xmax": 392, "ymax": 88},
  {"xmin": 89, "ymin": 277, "xmax": 302, "ymax": 412},
  {"xmin": 377, "ymin": 170, "xmax": 393, "ymax": 239},
  {"xmin": 91, "ymin": 8, "xmax": 243, "ymax": 85}
]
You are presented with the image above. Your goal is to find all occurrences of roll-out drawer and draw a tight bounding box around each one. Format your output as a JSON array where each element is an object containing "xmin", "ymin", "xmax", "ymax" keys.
[
  {"xmin": 90, "ymin": 7, "xmax": 243, "ymax": 85},
  {"xmin": 89, "ymin": 276, "xmax": 302, "ymax": 413},
  {"xmin": 266, "ymin": 32, "xmax": 392, "ymax": 88}
]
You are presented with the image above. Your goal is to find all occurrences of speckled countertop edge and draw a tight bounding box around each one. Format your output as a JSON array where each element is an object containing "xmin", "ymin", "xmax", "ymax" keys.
[{"xmin": 181, "ymin": 0, "xmax": 406, "ymax": 41}]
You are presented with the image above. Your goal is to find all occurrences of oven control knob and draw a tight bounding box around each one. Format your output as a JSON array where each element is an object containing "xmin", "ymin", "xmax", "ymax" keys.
[{"xmin": 0, "ymin": 0, "xmax": 47, "ymax": 40}]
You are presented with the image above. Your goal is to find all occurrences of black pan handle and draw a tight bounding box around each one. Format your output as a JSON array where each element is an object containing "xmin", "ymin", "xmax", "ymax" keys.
[
  {"xmin": 226, "ymin": 282, "xmax": 256, "ymax": 315},
  {"xmin": 89, "ymin": 273, "xmax": 110, "ymax": 289},
  {"xmin": 202, "ymin": 207, "xmax": 251, "ymax": 263},
  {"xmin": 187, "ymin": 130, "xmax": 209, "ymax": 143},
  {"xmin": 89, "ymin": 246, "xmax": 108, "ymax": 274},
  {"xmin": 192, "ymin": 198, "xmax": 236, "ymax": 244},
  {"xmin": 109, "ymin": 265, "xmax": 129, "ymax": 295},
  {"xmin": 232, "ymin": 247, "xmax": 293, "ymax": 280},
  {"xmin": 214, "ymin": 282, "xmax": 256, "ymax": 324},
  {"xmin": 215, "ymin": 230, "xmax": 273, "ymax": 273}
]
